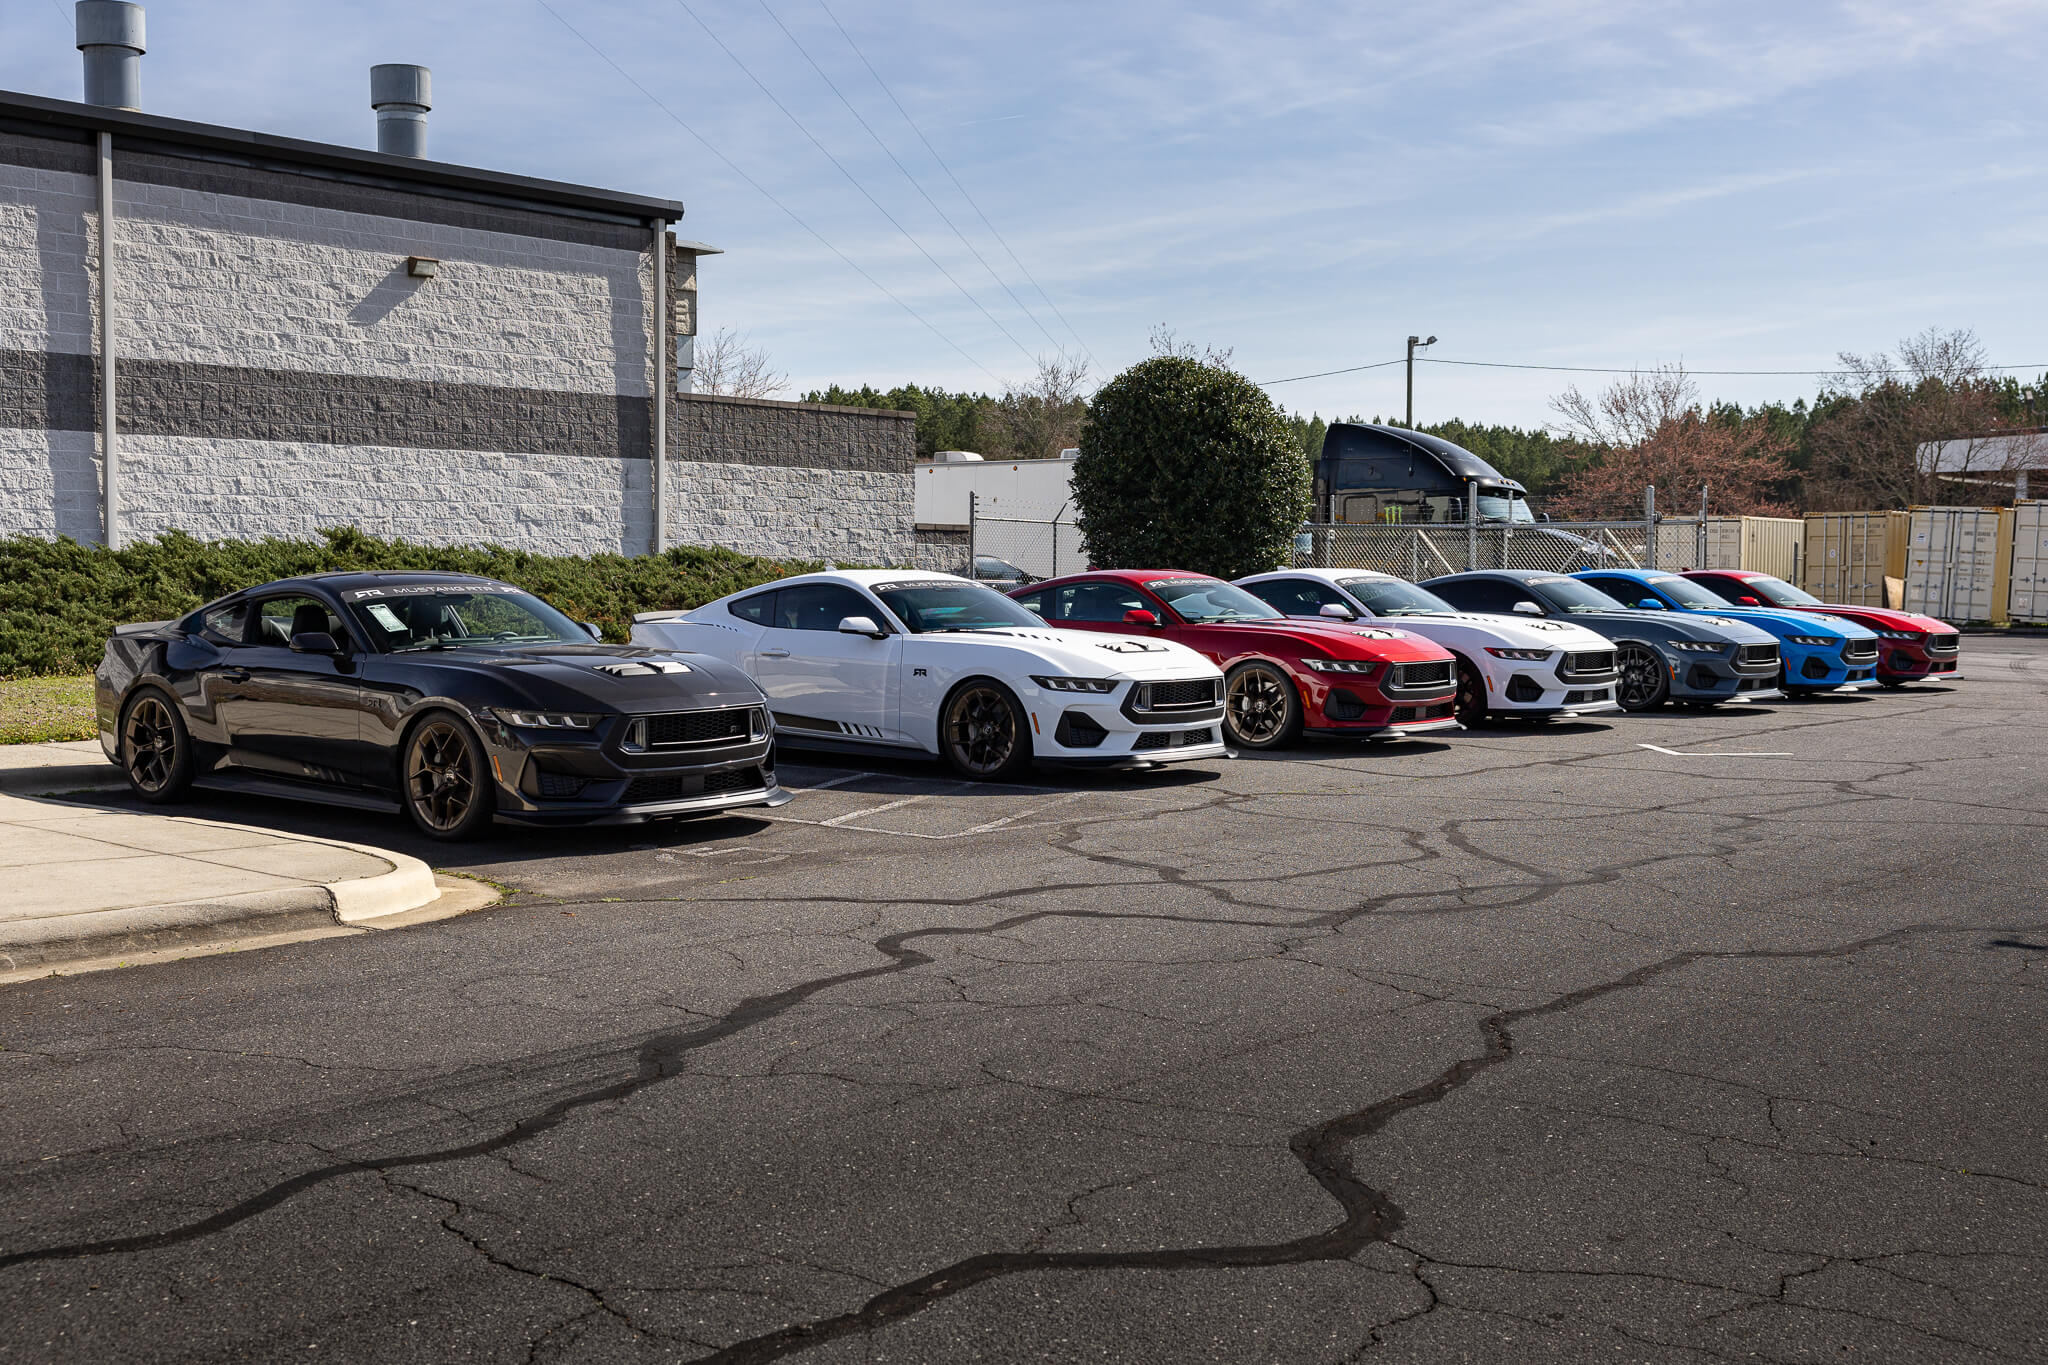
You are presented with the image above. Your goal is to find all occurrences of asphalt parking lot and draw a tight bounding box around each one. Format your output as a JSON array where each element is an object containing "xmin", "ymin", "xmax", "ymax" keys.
[{"xmin": 3, "ymin": 642, "xmax": 2045, "ymax": 1363}]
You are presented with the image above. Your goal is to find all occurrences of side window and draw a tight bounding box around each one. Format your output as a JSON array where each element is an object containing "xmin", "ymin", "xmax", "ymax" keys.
[
  {"xmin": 195, "ymin": 602, "xmax": 247, "ymax": 645},
  {"xmin": 1694, "ymin": 575, "xmax": 1744, "ymax": 601},
  {"xmin": 1059, "ymin": 581, "xmax": 1150, "ymax": 623},
  {"xmin": 1246, "ymin": 578, "xmax": 1343, "ymax": 615},
  {"xmin": 772, "ymin": 584, "xmax": 881, "ymax": 632},
  {"xmin": 250, "ymin": 595, "xmax": 348, "ymax": 648},
  {"xmin": 1437, "ymin": 578, "xmax": 1519, "ymax": 614},
  {"xmin": 1584, "ymin": 576, "xmax": 1642, "ymax": 603},
  {"xmin": 729, "ymin": 591, "xmax": 778, "ymax": 625},
  {"xmin": 1010, "ymin": 590, "xmax": 1047, "ymax": 618}
]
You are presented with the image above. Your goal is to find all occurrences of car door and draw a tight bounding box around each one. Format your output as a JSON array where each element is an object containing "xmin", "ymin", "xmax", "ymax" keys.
[
  {"xmin": 1035, "ymin": 580, "xmax": 1156, "ymax": 635},
  {"xmin": 750, "ymin": 582, "xmax": 903, "ymax": 742},
  {"xmin": 214, "ymin": 593, "xmax": 377, "ymax": 784}
]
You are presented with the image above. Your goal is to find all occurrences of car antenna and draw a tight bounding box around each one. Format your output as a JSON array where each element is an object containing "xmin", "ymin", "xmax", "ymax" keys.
[{"xmin": 824, "ymin": 562, "xmax": 838, "ymax": 571}]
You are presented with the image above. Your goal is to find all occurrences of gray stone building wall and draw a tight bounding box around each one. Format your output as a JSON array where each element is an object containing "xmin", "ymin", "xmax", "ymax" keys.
[{"xmin": 0, "ymin": 95, "xmax": 928, "ymax": 567}]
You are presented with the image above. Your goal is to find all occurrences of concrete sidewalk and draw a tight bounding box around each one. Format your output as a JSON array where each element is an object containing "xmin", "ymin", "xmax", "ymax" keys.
[{"xmin": 0, "ymin": 747, "xmax": 491, "ymax": 977}]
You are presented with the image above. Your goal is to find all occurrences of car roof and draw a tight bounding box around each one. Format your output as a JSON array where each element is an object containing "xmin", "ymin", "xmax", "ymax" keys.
[
  {"xmin": 1035, "ymin": 569, "xmax": 1214, "ymax": 585},
  {"xmin": 1239, "ymin": 567, "xmax": 1389, "ymax": 583},
  {"xmin": 1425, "ymin": 569, "xmax": 1561, "ymax": 583},
  {"xmin": 250, "ymin": 570, "xmax": 517, "ymax": 596},
  {"xmin": 743, "ymin": 569, "xmax": 978, "ymax": 591},
  {"xmin": 1575, "ymin": 568, "xmax": 1664, "ymax": 580}
]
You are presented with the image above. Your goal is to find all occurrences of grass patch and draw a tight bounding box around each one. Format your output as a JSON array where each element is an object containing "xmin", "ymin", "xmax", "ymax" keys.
[{"xmin": 0, "ymin": 674, "xmax": 97, "ymax": 744}]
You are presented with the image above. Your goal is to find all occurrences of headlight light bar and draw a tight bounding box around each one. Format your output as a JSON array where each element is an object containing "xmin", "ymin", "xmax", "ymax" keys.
[
  {"xmin": 1877, "ymin": 629, "xmax": 1923, "ymax": 640},
  {"xmin": 1666, "ymin": 641, "xmax": 1726, "ymax": 653},
  {"xmin": 485, "ymin": 709, "xmax": 603, "ymax": 729},
  {"xmin": 1303, "ymin": 657, "xmax": 1380, "ymax": 673},
  {"xmin": 1484, "ymin": 648, "xmax": 1554, "ymax": 661},
  {"xmin": 1031, "ymin": 675, "xmax": 1120, "ymax": 693},
  {"xmin": 1785, "ymin": 636, "xmax": 1836, "ymax": 647}
]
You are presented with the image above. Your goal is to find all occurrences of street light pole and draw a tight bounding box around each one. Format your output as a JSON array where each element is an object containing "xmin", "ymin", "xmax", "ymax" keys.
[{"xmin": 1404, "ymin": 334, "xmax": 1436, "ymax": 429}]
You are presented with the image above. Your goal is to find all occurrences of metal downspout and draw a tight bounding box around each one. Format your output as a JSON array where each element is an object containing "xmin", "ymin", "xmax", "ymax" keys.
[
  {"xmin": 98, "ymin": 130, "xmax": 119, "ymax": 549},
  {"xmin": 651, "ymin": 221, "xmax": 668, "ymax": 555}
]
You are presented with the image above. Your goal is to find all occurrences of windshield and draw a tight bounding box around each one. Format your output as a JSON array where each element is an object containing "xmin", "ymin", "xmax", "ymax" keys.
[
  {"xmin": 1738, "ymin": 575, "xmax": 1820, "ymax": 607},
  {"xmin": 1649, "ymin": 575, "xmax": 1734, "ymax": 610},
  {"xmin": 1145, "ymin": 577, "xmax": 1285, "ymax": 624},
  {"xmin": 873, "ymin": 580, "xmax": 1045, "ymax": 633},
  {"xmin": 1475, "ymin": 487, "xmax": 1537, "ymax": 524},
  {"xmin": 1528, "ymin": 577, "xmax": 1628, "ymax": 613},
  {"xmin": 1338, "ymin": 578, "xmax": 1457, "ymax": 616},
  {"xmin": 340, "ymin": 585, "xmax": 590, "ymax": 651}
]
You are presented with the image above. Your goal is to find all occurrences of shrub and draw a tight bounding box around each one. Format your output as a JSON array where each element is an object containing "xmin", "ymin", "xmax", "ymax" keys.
[
  {"xmin": 0, "ymin": 527, "xmax": 818, "ymax": 677},
  {"xmin": 1070, "ymin": 356, "xmax": 1310, "ymax": 577}
]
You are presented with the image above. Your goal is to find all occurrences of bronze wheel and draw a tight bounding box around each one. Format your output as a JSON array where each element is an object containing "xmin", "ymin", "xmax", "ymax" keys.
[
  {"xmin": 404, "ymin": 714, "xmax": 493, "ymax": 839},
  {"xmin": 940, "ymin": 681, "xmax": 1029, "ymax": 780},
  {"xmin": 121, "ymin": 689, "xmax": 193, "ymax": 802},
  {"xmin": 1614, "ymin": 643, "xmax": 1670, "ymax": 712},
  {"xmin": 1224, "ymin": 662, "xmax": 1302, "ymax": 750}
]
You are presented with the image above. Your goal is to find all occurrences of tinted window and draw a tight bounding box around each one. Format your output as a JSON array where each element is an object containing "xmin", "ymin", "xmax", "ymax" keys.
[
  {"xmin": 1526, "ymin": 577, "xmax": 1629, "ymax": 613},
  {"xmin": 1742, "ymin": 575, "xmax": 1820, "ymax": 606},
  {"xmin": 250, "ymin": 595, "xmax": 348, "ymax": 648},
  {"xmin": 1144, "ymin": 578, "xmax": 1283, "ymax": 623},
  {"xmin": 874, "ymin": 580, "xmax": 1044, "ymax": 632},
  {"xmin": 1580, "ymin": 576, "xmax": 1645, "ymax": 604},
  {"xmin": 1648, "ymin": 575, "xmax": 1737, "ymax": 610},
  {"xmin": 194, "ymin": 601, "xmax": 247, "ymax": 644},
  {"xmin": 770, "ymin": 583, "xmax": 880, "ymax": 632},
  {"xmin": 1430, "ymin": 578, "xmax": 1523, "ymax": 615},
  {"xmin": 1010, "ymin": 589, "xmax": 1047, "ymax": 618},
  {"xmin": 729, "ymin": 591, "xmax": 777, "ymax": 625},
  {"xmin": 1044, "ymin": 581, "xmax": 1151, "ymax": 624},
  {"xmin": 1337, "ymin": 578, "xmax": 1458, "ymax": 617},
  {"xmin": 340, "ymin": 586, "xmax": 586, "ymax": 651},
  {"xmin": 1243, "ymin": 578, "xmax": 1349, "ymax": 616}
]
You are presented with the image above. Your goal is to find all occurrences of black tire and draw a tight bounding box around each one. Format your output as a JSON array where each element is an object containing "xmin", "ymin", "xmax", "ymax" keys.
[
  {"xmin": 1614, "ymin": 642, "xmax": 1671, "ymax": 713},
  {"xmin": 402, "ymin": 712, "xmax": 495, "ymax": 840},
  {"xmin": 1225, "ymin": 661, "xmax": 1303, "ymax": 750},
  {"xmin": 939, "ymin": 679, "xmax": 1032, "ymax": 781},
  {"xmin": 1878, "ymin": 679, "xmax": 1906, "ymax": 690},
  {"xmin": 1451, "ymin": 656, "xmax": 1490, "ymax": 728},
  {"xmin": 120, "ymin": 686, "xmax": 195, "ymax": 803},
  {"xmin": 1777, "ymin": 666, "xmax": 1821, "ymax": 700}
]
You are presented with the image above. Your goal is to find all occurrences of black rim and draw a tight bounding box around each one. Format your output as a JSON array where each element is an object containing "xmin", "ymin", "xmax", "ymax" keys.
[
  {"xmin": 1455, "ymin": 662, "xmax": 1483, "ymax": 722},
  {"xmin": 943, "ymin": 686, "xmax": 1017, "ymax": 776},
  {"xmin": 407, "ymin": 720, "xmax": 477, "ymax": 831},
  {"xmin": 1616, "ymin": 645, "xmax": 1663, "ymax": 709},
  {"xmin": 123, "ymin": 695, "xmax": 177, "ymax": 792},
  {"xmin": 1228, "ymin": 667, "xmax": 1289, "ymax": 743}
]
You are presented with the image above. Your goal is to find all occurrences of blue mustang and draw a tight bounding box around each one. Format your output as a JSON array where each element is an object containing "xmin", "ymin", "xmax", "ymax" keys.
[{"xmin": 1570, "ymin": 569, "xmax": 1882, "ymax": 696}]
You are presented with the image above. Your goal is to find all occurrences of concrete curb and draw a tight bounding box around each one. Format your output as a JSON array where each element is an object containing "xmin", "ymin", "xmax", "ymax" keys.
[
  {"xmin": 0, "ymin": 825, "xmax": 444, "ymax": 972},
  {"xmin": 0, "ymin": 762, "xmax": 126, "ymax": 795}
]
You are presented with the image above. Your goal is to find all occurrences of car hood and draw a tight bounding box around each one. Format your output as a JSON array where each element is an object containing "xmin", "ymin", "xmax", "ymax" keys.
[
  {"xmin": 1539, "ymin": 611, "xmax": 1778, "ymax": 645},
  {"xmin": 912, "ymin": 627, "xmax": 1220, "ymax": 680},
  {"xmin": 1192, "ymin": 619, "xmax": 1456, "ymax": 663},
  {"xmin": 1347, "ymin": 612, "xmax": 1613, "ymax": 651},
  {"xmin": 1675, "ymin": 605, "xmax": 1877, "ymax": 639},
  {"xmin": 1804, "ymin": 604, "xmax": 1954, "ymax": 634},
  {"xmin": 386, "ymin": 643, "xmax": 766, "ymax": 712}
]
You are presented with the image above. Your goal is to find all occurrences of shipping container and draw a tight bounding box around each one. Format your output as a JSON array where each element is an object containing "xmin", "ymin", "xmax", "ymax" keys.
[
  {"xmin": 1903, "ymin": 506, "xmax": 2002, "ymax": 622},
  {"xmin": 2010, "ymin": 501, "xmax": 2048, "ymax": 624},
  {"xmin": 1802, "ymin": 513, "xmax": 1893, "ymax": 605},
  {"xmin": 1651, "ymin": 517, "xmax": 1741, "ymax": 571},
  {"xmin": 1740, "ymin": 517, "xmax": 1803, "ymax": 580}
]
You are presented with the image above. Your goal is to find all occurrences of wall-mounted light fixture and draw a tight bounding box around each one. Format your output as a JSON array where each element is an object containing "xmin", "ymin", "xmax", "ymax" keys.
[{"xmin": 405, "ymin": 255, "xmax": 439, "ymax": 279}]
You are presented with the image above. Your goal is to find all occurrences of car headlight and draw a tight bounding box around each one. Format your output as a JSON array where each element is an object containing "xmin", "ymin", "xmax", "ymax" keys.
[
  {"xmin": 1666, "ymin": 640, "xmax": 1726, "ymax": 653},
  {"xmin": 1303, "ymin": 657, "xmax": 1380, "ymax": 673},
  {"xmin": 1785, "ymin": 636, "xmax": 1835, "ymax": 647},
  {"xmin": 1485, "ymin": 648, "xmax": 1553, "ymax": 661},
  {"xmin": 1030, "ymin": 675, "xmax": 1119, "ymax": 693},
  {"xmin": 1878, "ymin": 629, "xmax": 1922, "ymax": 640},
  {"xmin": 484, "ymin": 709, "xmax": 603, "ymax": 729}
]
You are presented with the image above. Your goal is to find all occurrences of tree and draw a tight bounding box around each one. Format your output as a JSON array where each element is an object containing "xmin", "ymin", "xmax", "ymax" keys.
[
  {"xmin": 1071, "ymin": 355, "xmax": 1310, "ymax": 577},
  {"xmin": 986, "ymin": 354, "xmax": 1091, "ymax": 460},
  {"xmin": 1547, "ymin": 365, "xmax": 1795, "ymax": 518},
  {"xmin": 691, "ymin": 328, "xmax": 787, "ymax": 399},
  {"xmin": 1804, "ymin": 328, "xmax": 2043, "ymax": 509}
]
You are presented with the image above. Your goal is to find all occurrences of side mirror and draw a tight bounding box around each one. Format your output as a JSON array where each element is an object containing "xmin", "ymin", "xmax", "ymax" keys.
[
  {"xmin": 289, "ymin": 631, "xmax": 344, "ymax": 655},
  {"xmin": 1122, "ymin": 608, "xmax": 1161, "ymax": 629},
  {"xmin": 837, "ymin": 615, "xmax": 888, "ymax": 639},
  {"xmin": 1737, "ymin": 596, "xmax": 1761, "ymax": 607},
  {"xmin": 1318, "ymin": 602, "xmax": 1358, "ymax": 620},
  {"xmin": 1512, "ymin": 601, "xmax": 1543, "ymax": 617},
  {"xmin": 582, "ymin": 621, "xmax": 604, "ymax": 640},
  {"xmin": 1637, "ymin": 598, "xmax": 1666, "ymax": 611}
]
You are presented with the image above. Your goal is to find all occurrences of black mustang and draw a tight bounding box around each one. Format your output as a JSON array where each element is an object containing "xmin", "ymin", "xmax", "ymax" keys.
[{"xmin": 95, "ymin": 571, "xmax": 792, "ymax": 839}]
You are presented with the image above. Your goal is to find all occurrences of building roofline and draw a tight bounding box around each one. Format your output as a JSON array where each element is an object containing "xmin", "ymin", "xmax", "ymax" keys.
[{"xmin": 0, "ymin": 88, "xmax": 685, "ymax": 226}]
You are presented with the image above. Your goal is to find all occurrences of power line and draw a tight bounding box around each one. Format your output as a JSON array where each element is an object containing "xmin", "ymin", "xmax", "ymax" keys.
[
  {"xmin": 672, "ymin": 0, "xmax": 1031, "ymax": 377},
  {"xmin": 1256, "ymin": 358, "xmax": 1406, "ymax": 385},
  {"xmin": 531, "ymin": 0, "xmax": 1006, "ymax": 387},
  {"xmin": 1259, "ymin": 356, "xmax": 2048, "ymax": 386},
  {"xmin": 814, "ymin": 0, "xmax": 1103, "ymax": 375},
  {"xmin": 757, "ymin": 0, "xmax": 1067, "ymax": 365}
]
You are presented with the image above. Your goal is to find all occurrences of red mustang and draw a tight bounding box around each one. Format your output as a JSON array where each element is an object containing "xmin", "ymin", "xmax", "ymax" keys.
[
  {"xmin": 1009, "ymin": 570, "xmax": 1459, "ymax": 748},
  {"xmin": 1680, "ymin": 569, "xmax": 1962, "ymax": 687}
]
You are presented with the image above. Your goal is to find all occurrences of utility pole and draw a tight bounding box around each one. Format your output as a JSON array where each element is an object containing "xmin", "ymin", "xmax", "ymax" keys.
[{"xmin": 1405, "ymin": 334, "xmax": 1436, "ymax": 429}]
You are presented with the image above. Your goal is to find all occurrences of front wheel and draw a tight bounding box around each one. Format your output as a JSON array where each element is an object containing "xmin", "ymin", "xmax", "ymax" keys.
[
  {"xmin": 403, "ymin": 713, "xmax": 495, "ymax": 840},
  {"xmin": 939, "ymin": 680, "xmax": 1031, "ymax": 780},
  {"xmin": 1614, "ymin": 643, "xmax": 1670, "ymax": 712},
  {"xmin": 1451, "ymin": 657, "xmax": 1490, "ymax": 728},
  {"xmin": 1225, "ymin": 662, "xmax": 1303, "ymax": 750},
  {"xmin": 121, "ymin": 687, "xmax": 195, "ymax": 803}
]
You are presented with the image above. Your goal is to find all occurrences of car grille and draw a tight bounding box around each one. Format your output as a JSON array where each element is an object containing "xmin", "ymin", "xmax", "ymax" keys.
[
  {"xmin": 1563, "ymin": 689, "xmax": 1609, "ymax": 704},
  {"xmin": 1393, "ymin": 660, "xmax": 1453, "ymax": 689},
  {"xmin": 533, "ymin": 769, "xmax": 589, "ymax": 800},
  {"xmin": 1136, "ymin": 678, "xmax": 1222, "ymax": 710},
  {"xmin": 623, "ymin": 766, "xmax": 766, "ymax": 804},
  {"xmin": 1841, "ymin": 639, "xmax": 1879, "ymax": 664},
  {"xmin": 1557, "ymin": 649, "xmax": 1618, "ymax": 682},
  {"xmin": 1925, "ymin": 633, "xmax": 1959, "ymax": 655},
  {"xmin": 1132, "ymin": 726, "xmax": 1215, "ymax": 751},
  {"xmin": 1738, "ymin": 643, "xmax": 1780, "ymax": 667},
  {"xmin": 1389, "ymin": 702, "xmax": 1456, "ymax": 723},
  {"xmin": 638, "ymin": 708, "xmax": 756, "ymax": 749}
]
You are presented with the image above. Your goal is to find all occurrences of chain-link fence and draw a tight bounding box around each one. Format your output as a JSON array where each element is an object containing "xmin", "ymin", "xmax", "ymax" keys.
[
  {"xmin": 1287, "ymin": 518, "xmax": 1741, "ymax": 579},
  {"xmin": 966, "ymin": 495, "xmax": 1087, "ymax": 582}
]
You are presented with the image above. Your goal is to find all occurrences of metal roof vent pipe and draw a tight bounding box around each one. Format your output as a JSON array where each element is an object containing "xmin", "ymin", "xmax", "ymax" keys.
[
  {"xmin": 370, "ymin": 64, "xmax": 432, "ymax": 158},
  {"xmin": 76, "ymin": 1, "xmax": 146, "ymax": 110}
]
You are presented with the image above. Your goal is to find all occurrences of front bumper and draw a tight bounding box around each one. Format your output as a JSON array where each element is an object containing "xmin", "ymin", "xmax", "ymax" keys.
[
  {"xmin": 1300, "ymin": 670, "xmax": 1460, "ymax": 737},
  {"xmin": 1026, "ymin": 683, "xmax": 1229, "ymax": 765},
  {"xmin": 1668, "ymin": 648, "xmax": 1784, "ymax": 703},
  {"xmin": 1878, "ymin": 639, "xmax": 1963, "ymax": 682},
  {"xmin": 1783, "ymin": 645, "xmax": 1880, "ymax": 691},
  {"xmin": 480, "ymin": 710, "xmax": 789, "ymax": 825}
]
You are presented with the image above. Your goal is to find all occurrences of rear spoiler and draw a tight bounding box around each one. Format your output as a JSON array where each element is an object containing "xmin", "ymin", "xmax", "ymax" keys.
[
  {"xmin": 113, "ymin": 620, "xmax": 172, "ymax": 636},
  {"xmin": 631, "ymin": 610, "xmax": 692, "ymax": 624}
]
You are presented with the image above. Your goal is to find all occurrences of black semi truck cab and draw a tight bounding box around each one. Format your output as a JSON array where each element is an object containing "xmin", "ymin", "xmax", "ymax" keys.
[{"xmin": 1317, "ymin": 423, "xmax": 1537, "ymax": 525}]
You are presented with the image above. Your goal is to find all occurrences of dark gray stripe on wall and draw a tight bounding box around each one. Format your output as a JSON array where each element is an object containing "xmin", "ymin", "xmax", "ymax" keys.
[
  {"xmin": 670, "ymin": 392, "xmax": 917, "ymax": 474},
  {"xmin": 2, "ymin": 350, "xmax": 651, "ymax": 460},
  {"xmin": 0, "ymin": 125, "xmax": 95, "ymax": 176}
]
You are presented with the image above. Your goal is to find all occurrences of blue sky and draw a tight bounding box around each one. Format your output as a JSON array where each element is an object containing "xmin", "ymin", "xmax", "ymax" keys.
[{"xmin": 6, "ymin": 0, "xmax": 2045, "ymax": 427}]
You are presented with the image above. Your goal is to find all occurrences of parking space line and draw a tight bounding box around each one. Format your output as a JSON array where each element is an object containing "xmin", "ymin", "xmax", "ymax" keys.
[
  {"xmin": 819, "ymin": 796, "xmax": 929, "ymax": 827},
  {"xmin": 956, "ymin": 791, "xmax": 1091, "ymax": 835},
  {"xmin": 1638, "ymin": 743, "xmax": 1794, "ymax": 757},
  {"xmin": 787, "ymin": 771, "xmax": 879, "ymax": 793}
]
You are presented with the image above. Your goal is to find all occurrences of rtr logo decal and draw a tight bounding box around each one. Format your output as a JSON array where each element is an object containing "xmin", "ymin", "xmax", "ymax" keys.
[{"xmin": 912, "ymin": 667, "xmax": 928, "ymax": 676}]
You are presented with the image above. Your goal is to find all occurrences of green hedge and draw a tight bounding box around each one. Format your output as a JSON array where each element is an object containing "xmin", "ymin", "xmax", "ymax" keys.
[{"xmin": 0, "ymin": 527, "xmax": 820, "ymax": 678}]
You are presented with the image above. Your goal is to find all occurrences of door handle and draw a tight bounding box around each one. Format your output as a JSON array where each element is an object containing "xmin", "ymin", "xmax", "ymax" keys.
[
  {"xmin": 221, "ymin": 668, "xmax": 251, "ymax": 682},
  {"xmin": 760, "ymin": 649, "xmax": 791, "ymax": 659}
]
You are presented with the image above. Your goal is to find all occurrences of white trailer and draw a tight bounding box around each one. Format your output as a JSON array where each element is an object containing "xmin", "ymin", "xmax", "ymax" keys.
[{"xmin": 914, "ymin": 452, "xmax": 1081, "ymax": 579}]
